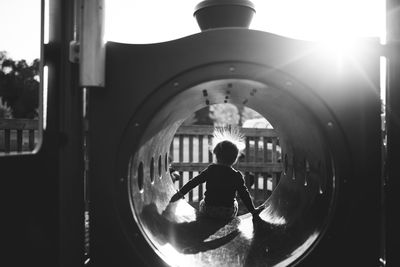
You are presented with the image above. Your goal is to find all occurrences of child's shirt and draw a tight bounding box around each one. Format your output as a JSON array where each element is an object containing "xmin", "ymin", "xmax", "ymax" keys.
[{"xmin": 178, "ymin": 164, "xmax": 255, "ymax": 212}]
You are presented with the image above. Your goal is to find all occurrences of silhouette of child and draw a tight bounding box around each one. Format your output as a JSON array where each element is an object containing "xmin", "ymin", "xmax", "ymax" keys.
[{"xmin": 170, "ymin": 140, "xmax": 264, "ymax": 220}]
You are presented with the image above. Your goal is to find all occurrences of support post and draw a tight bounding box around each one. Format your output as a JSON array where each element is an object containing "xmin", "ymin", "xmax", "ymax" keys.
[{"xmin": 79, "ymin": 0, "xmax": 105, "ymax": 87}]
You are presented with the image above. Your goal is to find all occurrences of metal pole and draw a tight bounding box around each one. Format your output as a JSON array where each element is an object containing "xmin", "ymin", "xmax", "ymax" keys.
[{"xmin": 79, "ymin": 0, "xmax": 105, "ymax": 87}]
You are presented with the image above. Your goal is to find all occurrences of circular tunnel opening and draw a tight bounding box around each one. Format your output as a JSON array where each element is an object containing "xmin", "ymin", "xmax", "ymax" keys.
[{"xmin": 121, "ymin": 75, "xmax": 339, "ymax": 266}]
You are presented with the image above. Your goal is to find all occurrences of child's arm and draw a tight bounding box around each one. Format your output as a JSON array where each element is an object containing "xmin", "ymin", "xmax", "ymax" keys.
[
  {"xmin": 236, "ymin": 173, "xmax": 264, "ymax": 216},
  {"xmin": 170, "ymin": 170, "xmax": 208, "ymax": 202}
]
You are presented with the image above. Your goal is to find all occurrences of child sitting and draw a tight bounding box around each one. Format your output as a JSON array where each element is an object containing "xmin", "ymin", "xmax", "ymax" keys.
[{"xmin": 170, "ymin": 139, "xmax": 264, "ymax": 220}]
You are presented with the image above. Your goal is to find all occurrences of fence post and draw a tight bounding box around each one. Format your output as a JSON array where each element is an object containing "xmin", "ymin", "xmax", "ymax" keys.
[
  {"xmin": 4, "ymin": 129, "xmax": 10, "ymax": 153},
  {"xmin": 272, "ymin": 138, "xmax": 277, "ymax": 163},
  {"xmin": 188, "ymin": 172, "xmax": 193, "ymax": 202},
  {"xmin": 179, "ymin": 135, "xmax": 184, "ymax": 163},
  {"xmin": 263, "ymin": 174, "xmax": 268, "ymax": 193},
  {"xmin": 17, "ymin": 130, "xmax": 23, "ymax": 152},
  {"xmin": 208, "ymin": 135, "xmax": 212, "ymax": 163},
  {"xmin": 198, "ymin": 135, "xmax": 203, "ymax": 200},
  {"xmin": 29, "ymin": 129, "xmax": 36, "ymax": 150},
  {"xmin": 188, "ymin": 136, "xmax": 194, "ymax": 201},
  {"xmin": 169, "ymin": 138, "xmax": 174, "ymax": 162},
  {"xmin": 263, "ymin": 137, "xmax": 269, "ymax": 162},
  {"xmin": 272, "ymin": 172, "xmax": 278, "ymax": 190}
]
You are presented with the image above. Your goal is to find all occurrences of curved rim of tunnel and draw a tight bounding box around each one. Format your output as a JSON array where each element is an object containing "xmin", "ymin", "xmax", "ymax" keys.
[{"xmin": 115, "ymin": 62, "xmax": 346, "ymax": 266}]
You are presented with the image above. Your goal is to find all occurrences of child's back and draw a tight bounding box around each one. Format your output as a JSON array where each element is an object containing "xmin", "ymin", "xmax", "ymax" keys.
[
  {"xmin": 171, "ymin": 140, "xmax": 264, "ymax": 220},
  {"xmin": 201, "ymin": 164, "xmax": 253, "ymax": 211}
]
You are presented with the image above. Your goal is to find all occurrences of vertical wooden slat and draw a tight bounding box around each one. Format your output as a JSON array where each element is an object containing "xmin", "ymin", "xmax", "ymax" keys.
[
  {"xmin": 179, "ymin": 135, "xmax": 184, "ymax": 162},
  {"xmin": 251, "ymin": 137, "xmax": 256, "ymax": 162},
  {"xmin": 272, "ymin": 138, "xmax": 277, "ymax": 163},
  {"xmin": 29, "ymin": 129, "xmax": 35, "ymax": 150},
  {"xmin": 17, "ymin": 129, "xmax": 23, "ymax": 152},
  {"xmin": 208, "ymin": 135, "xmax": 213, "ymax": 163},
  {"xmin": 169, "ymin": 138, "xmax": 174, "ymax": 162},
  {"xmin": 179, "ymin": 171, "xmax": 184, "ymax": 188},
  {"xmin": 178, "ymin": 135, "xmax": 184, "ymax": 190},
  {"xmin": 189, "ymin": 136, "xmax": 193, "ymax": 163},
  {"xmin": 272, "ymin": 172, "xmax": 278, "ymax": 190},
  {"xmin": 188, "ymin": 172, "xmax": 193, "ymax": 202},
  {"xmin": 254, "ymin": 136, "xmax": 259, "ymax": 163},
  {"xmin": 263, "ymin": 137, "xmax": 268, "ymax": 162},
  {"xmin": 4, "ymin": 129, "xmax": 10, "ymax": 153},
  {"xmin": 198, "ymin": 135, "xmax": 203, "ymax": 163},
  {"xmin": 263, "ymin": 173, "xmax": 268, "ymax": 192}
]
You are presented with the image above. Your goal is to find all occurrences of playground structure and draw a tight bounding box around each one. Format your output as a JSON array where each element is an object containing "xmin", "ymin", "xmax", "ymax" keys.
[
  {"xmin": 1, "ymin": 1, "xmax": 400, "ymax": 267},
  {"xmin": 88, "ymin": 21, "xmax": 381, "ymax": 266}
]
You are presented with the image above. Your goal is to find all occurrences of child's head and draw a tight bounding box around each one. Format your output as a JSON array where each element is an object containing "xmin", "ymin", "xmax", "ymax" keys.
[{"xmin": 213, "ymin": 140, "xmax": 239, "ymax": 166}]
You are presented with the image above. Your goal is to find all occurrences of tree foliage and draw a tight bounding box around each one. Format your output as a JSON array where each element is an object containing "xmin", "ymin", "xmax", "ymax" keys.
[
  {"xmin": 210, "ymin": 103, "xmax": 241, "ymax": 126},
  {"xmin": 0, "ymin": 51, "xmax": 39, "ymax": 118},
  {"xmin": 183, "ymin": 103, "xmax": 266, "ymax": 127}
]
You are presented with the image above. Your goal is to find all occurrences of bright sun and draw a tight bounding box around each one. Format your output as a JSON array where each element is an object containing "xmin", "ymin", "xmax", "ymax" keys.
[{"xmin": 250, "ymin": 0, "xmax": 385, "ymax": 43}]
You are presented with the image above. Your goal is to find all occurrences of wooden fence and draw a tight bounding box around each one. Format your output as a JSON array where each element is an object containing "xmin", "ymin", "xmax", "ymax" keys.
[
  {"xmin": 170, "ymin": 125, "xmax": 282, "ymax": 212},
  {"xmin": 0, "ymin": 119, "xmax": 39, "ymax": 153}
]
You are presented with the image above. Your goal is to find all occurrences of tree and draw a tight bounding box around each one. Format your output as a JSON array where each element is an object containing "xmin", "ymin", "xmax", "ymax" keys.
[
  {"xmin": 210, "ymin": 103, "xmax": 240, "ymax": 127},
  {"xmin": 0, "ymin": 51, "xmax": 39, "ymax": 119},
  {"xmin": 183, "ymin": 103, "xmax": 269, "ymax": 127}
]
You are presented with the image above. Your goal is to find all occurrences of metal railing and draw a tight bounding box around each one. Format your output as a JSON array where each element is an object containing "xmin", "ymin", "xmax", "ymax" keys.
[{"xmin": 0, "ymin": 119, "xmax": 39, "ymax": 153}]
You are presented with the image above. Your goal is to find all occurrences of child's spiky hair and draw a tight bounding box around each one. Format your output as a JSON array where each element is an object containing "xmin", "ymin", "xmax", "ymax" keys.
[
  {"xmin": 211, "ymin": 126, "xmax": 245, "ymax": 165},
  {"xmin": 212, "ymin": 126, "xmax": 245, "ymax": 152}
]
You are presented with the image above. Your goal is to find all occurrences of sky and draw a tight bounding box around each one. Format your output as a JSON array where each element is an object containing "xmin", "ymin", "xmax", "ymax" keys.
[
  {"xmin": 0, "ymin": 0, "xmax": 41, "ymax": 62},
  {"xmin": 0, "ymin": 0, "xmax": 385, "ymax": 63}
]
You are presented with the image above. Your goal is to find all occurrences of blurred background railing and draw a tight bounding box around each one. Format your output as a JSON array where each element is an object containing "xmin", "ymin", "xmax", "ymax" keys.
[
  {"xmin": 0, "ymin": 119, "xmax": 39, "ymax": 153},
  {"xmin": 169, "ymin": 125, "xmax": 282, "ymax": 214}
]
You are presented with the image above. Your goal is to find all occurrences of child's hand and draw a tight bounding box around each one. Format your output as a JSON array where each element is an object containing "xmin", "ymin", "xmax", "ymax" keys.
[
  {"xmin": 170, "ymin": 191, "xmax": 184, "ymax": 202},
  {"xmin": 251, "ymin": 205, "xmax": 265, "ymax": 217},
  {"xmin": 170, "ymin": 171, "xmax": 181, "ymax": 182}
]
